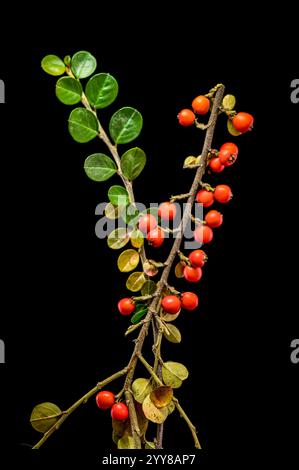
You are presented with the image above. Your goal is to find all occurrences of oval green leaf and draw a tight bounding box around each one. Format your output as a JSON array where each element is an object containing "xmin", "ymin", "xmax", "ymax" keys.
[
  {"xmin": 105, "ymin": 203, "xmax": 124, "ymax": 220},
  {"xmin": 110, "ymin": 107, "xmax": 143, "ymax": 144},
  {"xmin": 130, "ymin": 229, "xmax": 144, "ymax": 249},
  {"xmin": 55, "ymin": 77, "xmax": 82, "ymax": 105},
  {"xmin": 117, "ymin": 249, "xmax": 140, "ymax": 272},
  {"xmin": 126, "ymin": 272, "xmax": 146, "ymax": 292},
  {"xmin": 161, "ymin": 310, "xmax": 181, "ymax": 322},
  {"xmin": 117, "ymin": 435, "xmax": 135, "ymax": 449},
  {"xmin": 141, "ymin": 280, "xmax": 157, "ymax": 296},
  {"xmin": 84, "ymin": 153, "xmax": 117, "ymax": 182},
  {"xmin": 222, "ymin": 94, "xmax": 236, "ymax": 111},
  {"xmin": 30, "ymin": 402, "xmax": 62, "ymax": 433},
  {"xmin": 162, "ymin": 361, "xmax": 189, "ymax": 389},
  {"xmin": 132, "ymin": 378, "xmax": 153, "ymax": 404},
  {"xmin": 68, "ymin": 108, "xmax": 98, "ymax": 143},
  {"xmin": 85, "ymin": 73, "xmax": 119, "ymax": 109},
  {"xmin": 163, "ymin": 324, "xmax": 182, "ymax": 344},
  {"xmin": 120, "ymin": 147, "xmax": 146, "ymax": 180},
  {"xmin": 71, "ymin": 51, "xmax": 97, "ymax": 79},
  {"xmin": 107, "ymin": 228, "xmax": 130, "ymax": 250},
  {"xmin": 108, "ymin": 185, "xmax": 129, "ymax": 207},
  {"xmin": 131, "ymin": 304, "xmax": 148, "ymax": 324},
  {"xmin": 227, "ymin": 119, "xmax": 241, "ymax": 136},
  {"xmin": 41, "ymin": 55, "xmax": 65, "ymax": 76},
  {"xmin": 142, "ymin": 394, "xmax": 168, "ymax": 424}
]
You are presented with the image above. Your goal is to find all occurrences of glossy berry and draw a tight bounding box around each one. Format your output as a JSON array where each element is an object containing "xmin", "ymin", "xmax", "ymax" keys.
[
  {"xmin": 118, "ymin": 298, "xmax": 135, "ymax": 316},
  {"xmin": 214, "ymin": 185, "xmax": 233, "ymax": 203},
  {"xmin": 194, "ymin": 225, "xmax": 214, "ymax": 244},
  {"xmin": 183, "ymin": 265, "xmax": 202, "ymax": 283},
  {"xmin": 158, "ymin": 202, "xmax": 177, "ymax": 221},
  {"xmin": 232, "ymin": 112, "xmax": 254, "ymax": 133},
  {"xmin": 178, "ymin": 109, "xmax": 196, "ymax": 127},
  {"xmin": 196, "ymin": 189, "xmax": 214, "ymax": 207},
  {"xmin": 209, "ymin": 157, "xmax": 225, "ymax": 173},
  {"xmin": 220, "ymin": 142, "xmax": 239, "ymax": 156},
  {"xmin": 181, "ymin": 292, "xmax": 199, "ymax": 311},
  {"xmin": 96, "ymin": 391, "xmax": 115, "ymax": 410},
  {"xmin": 189, "ymin": 249, "xmax": 208, "ymax": 268},
  {"xmin": 219, "ymin": 148, "xmax": 237, "ymax": 167},
  {"xmin": 205, "ymin": 210, "xmax": 223, "ymax": 228},
  {"xmin": 111, "ymin": 403, "xmax": 129, "ymax": 421},
  {"xmin": 147, "ymin": 227, "xmax": 164, "ymax": 248},
  {"xmin": 192, "ymin": 95, "xmax": 210, "ymax": 115},
  {"xmin": 161, "ymin": 295, "xmax": 181, "ymax": 314},
  {"xmin": 138, "ymin": 214, "xmax": 158, "ymax": 233}
]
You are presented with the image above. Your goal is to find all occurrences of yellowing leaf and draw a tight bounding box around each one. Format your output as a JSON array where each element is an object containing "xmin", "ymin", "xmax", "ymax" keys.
[
  {"xmin": 227, "ymin": 119, "xmax": 241, "ymax": 136},
  {"xmin": 126, "ymin": 272, "xmax": 146, "ymax": 292},
  {"xmin": 105, "ymin": 202, "xmax": 124, "ymax": 220},
  {"xmin": 145, "ymin": 440, "xmax": 156, "ymax": 449},
  {"xmin": 132, "ymin": 378, "xmax": 153, "ymax": 404},
  {"xmin": 150, "ymin": 386, "xmax": 173, "ymax": 408},
  {"xmin": 30, "ymin": 402, "xmax": 62, "ymax": 433},
  {"xmin": 143, "ymin": 261, "xmax": 158, "ymax": 277},
  {"xmin": 222, "ymin": 94, "xmax": 236, "ymax": 111},
  {"xmin": 163, "ymin": 324, "xmax": 182, "ymax": 343},
  {"xmin": 107, "ymin": 228, "xmax": 130, "ymax": 249},
  {"xmin": 175, "ymin": 261, "xmax": 186, "ymax": 278},
  {"xmin": 117, "ymin": 249, "xmax": 140, "ymax": 272},
  {"xmin": 142, "ymin": 394, "xmax": 168, "ymax": 424},
  {"xmin": 117, "ymin": 435, "xmax": 135, "ymax": 449},
  {"xmin": 183, "ymin": 156, "xmax": 197, "ymax": 167},
  {"xmin": 161, "ymin": 310, "xmax": 181, "ymax": 322},
  {"xmin": 130, "ymin": 229, "xmax": 144, "ymax": 248},
  {"xmin": 162, "ymin": 361, "xmax": 189, "ymax": 389},
  {"xmin": 167, "ymin": 401, "xmax": 175, "ymax": 415}
]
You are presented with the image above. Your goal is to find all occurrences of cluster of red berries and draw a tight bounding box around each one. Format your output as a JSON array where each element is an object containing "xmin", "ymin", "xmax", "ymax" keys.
[
  {"xmin": 209, "ymin": 142, "xmax": 238, "ymax": 173},
  {"xmin": 177, "ymin": 94, "xmax": 254, "ymax": 135},
  {"xmin": 96, "ymin": 390, "xmax": 129, "ymax": 421}
]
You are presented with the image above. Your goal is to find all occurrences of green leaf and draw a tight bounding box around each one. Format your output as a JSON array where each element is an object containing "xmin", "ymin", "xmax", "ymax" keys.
[
  {"xmin": 131, "ymin": 304, "xmax": 148, "ymax": 324},
  {"xmin": 142, "ymin": 394, "xmax": 168, "ymax": 424},
  {"xmin": 30, "ymin": 402, "xmax": 62, "ymax": 433},
  {"xmin": 71, "ymin": 51, "xmax": 97, "ymax": 79},
  {"xmin": 141, "ymin": 280, "xmax": 156, "ymax": 296},
  {"xmin": 107, "ymin": 228, "xmax": 130, "ymax": 250},
  {"xmin": 41, "ymin": 55, "xmax": 65, "ymax": 76},
  {"xmin": 130, "ymin": 229, "xmax": 144, "ymax": 249},
  {"xmin": 85, "ymin": 73, "xmax": 119, "ymax": 109},
  {"xmin": 132, "ymin": 378, "xmax": 153, "ymax": 403},
  {"xmin": 55, "ymin": 77, "xmax": 82, "ymax": 105},
  {"xmin": 117, "ymin": 435, "xmax": 135, "ymax": 449},
  {"xmin": 120, "ymin": 147, "xmax": 146, "ymax": 180},
  {"xmin": 145, "ymin": 441, "xmax": 156, "ymax": 449},
  {"xmin": 163, "ymin": 324, "xmax": 182, "ymax": 344},
  {"xmin": 110, "ymin": 107, "xmax": 143, "ymax": 144},
  {"xmin": 108, "ymin": 185, "xmax": 129, "ymax": 206},
  {"xmin": 227, "ymin": 119, "xmax": 241, "ymax": 136},
  {"xmin": 84, "ymin": 153, "xmax": 117, "ymax": 182},
  {"xmin": 162, "ymin": 361, "xmax": 189, "ymax": 389},
  {"xmin": 68, "ymin": 108, "xmax": 98, "ymax": 143},
  {"xmin": 63, "ymin": 55, "xmax": 71, "ymax": 66},
  {"xmin": 222, "ymin": 94, "xmax": 236, "ymax": 111},
  {"xmin": 117, "ymin": 249, "xmax": 140, "ymax": 272},
  {"xmin": 126, "ymin": 272, "xmax": 146, "ymax": 292},
  {"xmin": 105, "ymin": 203, "xmax": 124, "ymax": 220},
  {"xmin": 121, "ymin": 205, "xmax": 140, "ymax": 227}
]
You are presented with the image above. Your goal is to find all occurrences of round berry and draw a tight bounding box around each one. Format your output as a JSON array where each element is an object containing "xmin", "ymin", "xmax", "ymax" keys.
[
  {"xmin": 194, "ymin": 225, "xmax": 214, "ymax": 244},
  {"xmin": 219, "ymin": 148, "xmax": 238, "ymax": 167},
  {"xmin": 161, "ymin": 295, "xmax": 181, "ymax": 314},
  {"xmin": 183, "ymin": 265, "xmax": 202, "ymax": 283},
  {"xmin": 196, "ymin": 189, "xmax": 214, "ymax": 207},
  {"xmin": 205, "ymin": 210, "xmax": 223, "ymax": 228},
  {"xmin": 209, "ymin": 157, "xmax": 225, "ymax": 173},
  {"xmin": 181, "ymin": 292, "xmax": 199, "ymax": 311},
  {"xmin": 111, "ymin": 403, "xmax": 129, "ymax": 421},
  {"xmin": 214, "ymin": 185, "xmax": 233, "ymax": 203},
  {"xmin": 232, "ymin": 112, "xmax": 254, "ymax": 133},
  {"xmin": 189, "ymin": 249, "xmax": 208, "ymax": 268},
  {"xmin": 158, "ymin": 202, "xmax": 177, "ymax": 221},
  {"xmin": 220, "ymin": 142, "xmax": 239, "ymax": 156},
  {"xmin": 192, "ymin": 95, "xmax": 210, "ymax": 115},
  {"xmin": 138, "ymin": 214, "xmax": 158, "ymax": 233},
  {"xmin": 178, "ymin": 109, "xmax": 196, "ymax": 127},
  {"xmin": 147, "ymin": 227, "xmax": 164, "ymax": 248},
  {"xmin": 96, "ymin": 391, "xmax": 115, "ymax": 410},
  {"xmin": 118, "ymin": 298, "xmax": 135, "ymax": 316}
]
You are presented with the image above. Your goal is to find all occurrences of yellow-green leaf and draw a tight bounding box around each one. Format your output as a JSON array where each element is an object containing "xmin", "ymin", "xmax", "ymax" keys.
[
  {"xmin": 132, "ymin": 378, "xmax": 153, "ymax": 404},
  {"xmin": 163, "ymin": 324, "xmax": 182, "ymax": 343},
  {"xmin": 222, "ymin": 94, "xmax": 236, "ymax": 111},
  {"xmin": 161, "ymin": 310, "xmax": 181, "ymax": 322},
  {"xmin": 150, "ymin": 386, "xmax": 173, "ymax": 409},
  {"xmin": 107, "ymin": 228, "xmax": 130, "ymax": 250},
  {"xmin": 143, "ymin": 261, "xmax": 158, "ymax": 277},
  {"xmin": 141, "ymin": 280, "xmax": 157, "ymax": 296},
  {"xmin": 105, "ymin": 203, "xmax": 124, "ymax": 220},
  {"xmin": 167, "ymin": 401, "xmax": 175, "ymax": 415},
  {"xmin": 145, "ymin": 440, "xmax": 156, "ymax": 449},
  {"xmin": 130, "ymin": 229, "xmax": 144, "ymax": 248},
  {"xmin": 30, "ymin": 402, "xmax": 62, "ymax": 433},
  {"xmin": 162, "ymin": 361, "xmax": 189, "ymax": 389},
  {"xmin": 117, "ymin": 435, "xmax": 135, "ymax": 449},
  {"xmin": 227, "ymin": 119, "xmax": 241, "ymax": 136},
  {"xmin": 142, "ymin": 394, "xmax": 168, "ymax": 424},
  {"xmin": 117, "ymin": 249, "xmax": 140, "ymax": 272},
  {"xmin": 126, "ymin": 272, "xmax": 146, "ymax": 292}
]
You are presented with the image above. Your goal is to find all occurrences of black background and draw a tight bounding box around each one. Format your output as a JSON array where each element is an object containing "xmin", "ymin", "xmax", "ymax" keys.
[{"xmin": 0, "ymin": 21, "xmax": 298, "ymax": 468}]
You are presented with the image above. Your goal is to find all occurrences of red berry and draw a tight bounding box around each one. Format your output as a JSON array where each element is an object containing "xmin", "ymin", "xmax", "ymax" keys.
[
  {"xmin": 161, "ymin": 295, "xmax": 181, "ymax": 314},
  {"xmin": 205, "ymin": 210, "xmax": 223, "ymax": 228},
  {"xmin": 232, "ymin": 112, "xmax": 254, "ymax": 133},
  {"xmin": 196, "ymin": 189, "xmax": 214, "ymax": 207},
  {"xmin": 111, "ymin": 403, "xmax": 129, "ymax": 421},
  {"xmin": 181, "ymin": 292, "xmax": 199, "ymax": 311},
  {"xmin": 189, "ymin": 249, "xmax": 208, "ymax": 268},
  {"xmin": 214, "ymin": 185, "xmax": 233, "ymax": 203},
  {"xmin": 158, "ymin": 202, "xmax": 177, "ymax": 221},
  {"xmin": 118, "ymin": 298, "xmax": 135, "ymax": 316},
  {"xmin": 220, "ymin": 142, "xmax": 239, "ymax": 156},
  {"xmin": 96, "ymin": 391, "xmax": 115, "ymax": 410},
  {"xmin": 178, "ymin": 109, "xmax": 196, "ymax": 126},
  {"xmin": 219, "ymin": 148, "xmax": 238, "ymax": 167},
  {"xmin": 192, "ymin": 95, "xmax": 210, "ymax": 115},
  {"xmin": 183, "ymin": 265, "xmax": 202, "ymax": 283},
  {"xmin": 147, "ymin": 227, "xmax": 164, "ymax": 248},
  {"xmin": 194, "ymin": 225, "xmax": 214, "ymax": 244},
  {"xmin": 138, "ymin": 214, "xmax": 158, "ymax": 233},
  {"xmin": 209, "ymin": 157, "xmax": 225, "ymax": 173}
]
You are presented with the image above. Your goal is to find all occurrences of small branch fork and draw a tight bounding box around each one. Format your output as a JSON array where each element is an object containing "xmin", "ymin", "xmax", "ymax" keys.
[{"xmin": 33, "ymin": 81, "xmax": 225, "ymax": 450}]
